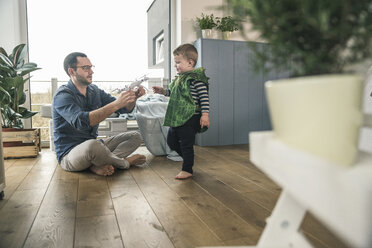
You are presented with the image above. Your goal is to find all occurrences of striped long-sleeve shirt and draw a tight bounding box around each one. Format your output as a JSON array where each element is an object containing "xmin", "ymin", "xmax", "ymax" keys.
[{"xmin": 190, "ymin": 80, "xmax": 209, "ymax": 114}]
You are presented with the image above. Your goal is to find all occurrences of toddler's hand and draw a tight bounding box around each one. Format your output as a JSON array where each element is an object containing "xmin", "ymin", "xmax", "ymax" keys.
[
  {"xmin": 200, "ymin": 114, "xmax": 210, "ymax": 128},
  {"xmin": 152, "ymin": 86, "xmax": 165, "ymax": 95}
]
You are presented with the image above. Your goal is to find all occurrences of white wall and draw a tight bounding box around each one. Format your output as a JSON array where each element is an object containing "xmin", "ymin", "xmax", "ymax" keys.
[
  {"xmin": 180, "ymin": 0, "xmax": 224, "ymax": 43},
  {"xmin": 0, "ymin": 0, "xmax": 28, "ymax": 51},
  {"xmin": 170, "ymin": 0, "xmax": 224, "ymax": 78},
  {"xmin": 0, "ymin": 0, "xmax": 31, "ymax": 128},
  {"xmin": 175, "ymin": 0, "xmax": 262, "ymax": 45},
  {"xmin": 169, "ymin": 0, "xmax": 262, "ymax": 78}
]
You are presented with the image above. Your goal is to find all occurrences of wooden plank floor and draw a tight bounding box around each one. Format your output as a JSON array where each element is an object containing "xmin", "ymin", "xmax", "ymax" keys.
[{"xmin": 0, "ymin": 145, "xmax": 349, "ymax": 248}]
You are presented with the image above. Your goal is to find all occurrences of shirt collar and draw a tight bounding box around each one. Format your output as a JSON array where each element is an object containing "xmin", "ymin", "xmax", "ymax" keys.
[{"xmin": 67, "ymin": 79, "xmax": 93, "ymax": 97}]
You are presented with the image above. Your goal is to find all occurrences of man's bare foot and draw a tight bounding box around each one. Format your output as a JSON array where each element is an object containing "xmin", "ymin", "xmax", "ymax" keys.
[
  {"xmin": 90, "ymin": 164, "xmax": 115, "ymax": 176},
  {"xmin": 126, "ymin": 154, "xmax": 147, "ymax": 166},
  {"xmin": 175, "ymin": 171, "xmax": 193, "ymax": 180}
]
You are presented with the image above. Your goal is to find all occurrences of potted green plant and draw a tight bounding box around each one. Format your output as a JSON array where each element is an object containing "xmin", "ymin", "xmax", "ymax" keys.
[
  {"xmin": 0, "ymin": 43, "xmax": 40, "ymax": 128},
  {"xmin": 196, "ymin": 13, "xmax": 217, "ymax": 38},
  {"xmin": 0, "ymin": 44, "xmax": 41, "ymax": 158},
  {"xmin": 225, "ymin": 0, "xmax": 372, "ymax": 166},
  {"xmin": 216, "ymin": 16, "xmax": 239, "ymax": 40}
]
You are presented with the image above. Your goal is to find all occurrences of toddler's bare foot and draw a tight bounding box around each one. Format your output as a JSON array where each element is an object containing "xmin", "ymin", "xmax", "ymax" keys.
[
  {"xmin": 90, "ymin": 164, "xmax": 115, "ymax": 176},
  {"xmin": 126, "ymin": 154, "xmax": 147, "ymax": 166},
  {"xmin": 175, "ymin": 171, "xmax": 193, "ymax": 180}
]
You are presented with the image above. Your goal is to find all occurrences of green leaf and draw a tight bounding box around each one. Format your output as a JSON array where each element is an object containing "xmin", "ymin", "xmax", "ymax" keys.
[
  {"xmin": 13, "ymin": 76, "xmax": 24, "ymax": 89},
  {"xmin": 196, "ymin": 13, "xmax": 217, "ymax": 29},
  {"xmin": 1, "ymin": 106, "xmax": 22, "ymax": 128},
  {"xmin": 0, "ymin": 53, "xmax": 14, "ymax": 68},
  {"xmin": 14, "ymin": 77, "xmax": 24, "ymax": 108},
  {"xmin": 0, "ymin": 64, "xmax": 13, "ymax": 75},
  {"xmin": 16, "ymin": 59, "xmax": 25, "ymax": 70},
  {"xmin": 18, "ymin": 106, "xmax": 38, "ymax": 119},
  {"xmin": 11, "ymin": 44, "xmax": 26, "ymax": 67},
  {"xmin": 0, "ymin": 47, "xmax": 8, "ymax": 57},
  {"xmin": 2, "ymin": 77, "xmax": 16, "ymax": 91},
  {"xmin": 18, "ymin": 92, "xmax": 26, "ymax": 105},
  {"xmin": 22, "ymin": 62, "xmax": 38, "ymax": 68},
  {"xmin": 19, "ymin": 67, "xmax": 41, "ymax": 77},
  {"xmin": 0, "ymin": 84, "xmax": 11, "ymax": 103},
  {"xmin": 216, "ymin": 16, "xmax": 240, "ymax": 32}
]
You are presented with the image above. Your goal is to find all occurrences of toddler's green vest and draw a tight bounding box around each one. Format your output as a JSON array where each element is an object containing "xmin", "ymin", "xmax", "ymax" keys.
[{"xmin": 163, "ymin": 67, "xmax": 209, "ymax": 132}]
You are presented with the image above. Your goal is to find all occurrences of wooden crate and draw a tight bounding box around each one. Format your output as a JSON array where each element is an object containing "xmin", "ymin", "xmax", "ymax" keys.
[{"xmin": 2, "ymin": 128, "xmax": 41, "ymax": 159}]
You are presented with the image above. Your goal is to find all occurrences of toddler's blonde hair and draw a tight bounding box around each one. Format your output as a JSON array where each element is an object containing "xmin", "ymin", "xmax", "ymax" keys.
[{"xmin": 173, "ymin": 44, "xmax": 198, "ymax": 67}]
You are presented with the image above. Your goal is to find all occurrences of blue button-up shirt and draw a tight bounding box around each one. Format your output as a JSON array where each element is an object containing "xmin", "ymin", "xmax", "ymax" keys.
[{"xmin": 52, "ymin": 80, "xmax": 131, "ymax": 163}]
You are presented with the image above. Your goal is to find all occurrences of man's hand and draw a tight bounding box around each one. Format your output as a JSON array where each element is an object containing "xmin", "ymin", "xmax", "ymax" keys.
[
  {"xmin": 89, "ymin": 88, "xmax": 142, "ymax": 127},
  {"xmin": 200, "ymin": 113, "xmax": 210, "ymax": 128},
  {"xmin": 115, "ymin": 90, "xmax": 137, "ymax": 109}
]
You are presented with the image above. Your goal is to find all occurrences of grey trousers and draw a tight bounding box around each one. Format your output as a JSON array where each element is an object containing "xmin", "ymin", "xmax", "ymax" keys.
[{"xmin": 60, "ymin": 131, "xmax": 142, "ymax": 171}]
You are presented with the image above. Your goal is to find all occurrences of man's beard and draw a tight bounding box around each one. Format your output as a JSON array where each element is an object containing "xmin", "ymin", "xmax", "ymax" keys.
[{"xmin": 75, "ymin": 74, "xmax": 91, "ymax": 86}]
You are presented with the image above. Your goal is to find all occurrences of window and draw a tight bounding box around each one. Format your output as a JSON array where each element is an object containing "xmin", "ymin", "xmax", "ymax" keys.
[{"xmin": 154, "ymin": 31, "xmax": 165, "ymax": 64}]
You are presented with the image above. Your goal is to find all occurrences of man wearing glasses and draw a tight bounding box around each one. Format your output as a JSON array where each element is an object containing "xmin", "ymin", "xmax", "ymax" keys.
[{"xmin": 52, "ymin": 52, "xmax": 146, "ymax": 176}]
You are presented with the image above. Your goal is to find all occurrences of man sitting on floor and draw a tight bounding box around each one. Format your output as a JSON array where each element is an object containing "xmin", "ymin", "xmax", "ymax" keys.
[{"xmin": 52, "ymin": 52, "xmax": 146, "ymax": 176}]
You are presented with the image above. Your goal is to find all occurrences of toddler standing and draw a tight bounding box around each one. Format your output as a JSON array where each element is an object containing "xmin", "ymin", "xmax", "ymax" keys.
[{"xmin": 153, "ymin": 43, "xmax": 210, "ymax": 179}]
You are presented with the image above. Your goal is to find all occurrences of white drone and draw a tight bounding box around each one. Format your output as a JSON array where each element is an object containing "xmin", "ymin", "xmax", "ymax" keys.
[{"xmin": 112, "ymin": 75, "xmax": 149, "ymax": 93}]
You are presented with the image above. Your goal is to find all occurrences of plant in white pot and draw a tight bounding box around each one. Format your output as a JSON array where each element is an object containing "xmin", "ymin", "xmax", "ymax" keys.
[
  {"xmin": 216, "ymin": 16, "xmax": 239, "ymax": 40},
  {"xmin": 196, "ymin": 13, "xmax": 217, "ymax": 39},
  {"xmin": 225, "ymin": 0, "xmax": 372, "ymax": 166}
]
